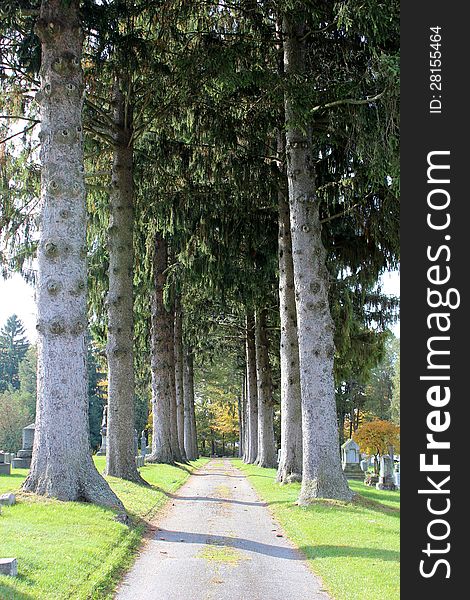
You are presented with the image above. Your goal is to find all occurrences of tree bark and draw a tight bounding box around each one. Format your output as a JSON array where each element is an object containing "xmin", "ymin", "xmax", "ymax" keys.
[
  {"xmin": 255, "ymin": 309, "xmax": 277, "ymax": 468},
  {"xmin": 174, "ymin": 300, "xmax": 187, "ymax": 461},
  {"xmin": 168, "ymin": 307, "xmax": 182, "ymax": 462},
  {"xmin": 23, "ymin": 0, "xmax": 122, "ymax": 508},
  {"xmin": 183, "ymin": 348, "xmax": 198, "ymax": 460},
  {"xmin": 147, "ymin": 234, "xmax": 174, "ymax": 464},
  {"xmin": 283, "ymin": 13, "xmax": 353, "ymax": 502},
  {"xmin": 238, "ymin": 384, "xmax": 244, "ymax": 458},
  {"xmin": 277, "ymin": 187, "xmax": 303, "ymax": 483},
  {"xmin": 242, "ymin": 370, "xmax": 249, "ymax": 462},
  {"xmin": 105, "ymin": 79, "xmax": 142, "ymax": 482},
  {"xmin": 245, "ymin": 311, "xmax": 258, "ymax": 463}
]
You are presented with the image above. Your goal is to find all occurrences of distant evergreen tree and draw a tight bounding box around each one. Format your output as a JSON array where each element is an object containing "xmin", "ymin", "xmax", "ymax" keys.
[
  {"xmin": 87, "ymin": 341, "xmax": 106, "ymax": 451},
  {"xmin": 18, "ymin": 345, "xmax": 37, "ymax": 419},
  {"xmin": 362, "ymin": 334, "xmax": 400, "ymax": 420},
  {"xmin": 391, "ymin": 346, "xmax": 400, "ymax": 425},
  {"xmin": 0, "ymin": 314, "xmax": 29, "ymax": 392}
]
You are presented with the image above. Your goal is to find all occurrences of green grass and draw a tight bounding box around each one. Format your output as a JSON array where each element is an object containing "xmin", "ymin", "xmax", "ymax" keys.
[
  {"xmin": 233, "ymin": 459, "xmax": 399, "ymax": 600},
  {"xmin": 0, "ymin": 456, "xmax": 208, "ymax": 600}
]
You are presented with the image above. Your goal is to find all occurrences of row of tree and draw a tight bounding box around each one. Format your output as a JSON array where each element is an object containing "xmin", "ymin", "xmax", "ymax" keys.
[{"xmin": 1, "ymin": 0, "xmax": 399, "ymax": 509}]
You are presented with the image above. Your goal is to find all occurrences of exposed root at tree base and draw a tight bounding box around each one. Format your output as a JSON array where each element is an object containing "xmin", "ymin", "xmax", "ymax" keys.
[{"xmin": 22, "ymin": 466, "xmax": 125, "ymax": 511}]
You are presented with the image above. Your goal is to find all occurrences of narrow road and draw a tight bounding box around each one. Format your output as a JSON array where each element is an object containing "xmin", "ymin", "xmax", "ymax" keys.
[{"xmin": 115, "ymin": 459, "xmax": 331, "ymax": 600}]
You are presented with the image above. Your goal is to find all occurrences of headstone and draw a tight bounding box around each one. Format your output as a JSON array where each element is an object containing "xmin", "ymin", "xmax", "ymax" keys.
[
  {"xmin": 4, "ymin": 452, "xmax": 12, "ymax": 464},
  {"xmin": 394, "ymin": 457, "xmax": 400, "ymax": 489},
  {"xmin": 97, "ymin": 405, "xmax": 108, "ymax": 455},
  {"xmin": 340, "ymin": 438, "xmax": 363, "ymax": 480},
  {"xmin": 0, "ymin": 452, "xmax": 11, "ymax": 475},
  {"xmin": 140, "ymin": 431, "xmax": 147, "ymax": 459},
  {"xmin": 11, "ymin": 423, "xmax": 35, "ymax": 469},
  {"xmin": 376, "ymin": 455, "xmax": 397, "ymax": 491},
  {"xmin": 134, "ymin": 429, "xmax": 138, "ymax": 458},
  {"xmin": 0, "ymin": 558, "xmax": 18, "ymax": 577},
  {"xmin": 0, "ymin": 493, "xmax": 16, "ymax": 506},
  {"xmin": 360, "ymin": 459, "xmax": 369, "ymax": 472}
]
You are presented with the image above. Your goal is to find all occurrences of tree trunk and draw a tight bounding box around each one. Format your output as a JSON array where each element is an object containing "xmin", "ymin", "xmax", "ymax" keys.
[
  {"xmin": 23, "ymin": 0, "xmax": 122, "ymax": 508},
  {"xmin": 242, "ymin": 371, "xmax": 249, "ymax": 462},
  {"xmin": 255, "ymin": 309, "xmax": 277, "ymax": 468},
  {"xmin": 283, "ymin": 13, "xmax": 353, "ymax": 502},
  {"xmin": 238, "ymin": 387, "xmax": 244, "ymax": 458},
  {"xmin": 183, "ymin": 348, "xmax": 198, "ymax": 460},
  {"xmin": 338, "ymin": 410, "xmax": 345, "ymax": 446},
  {"xmin": 147, "ymin": 234, "xmax": 174, "ymax": 464},
  {"xmin": 168, "ymin": 307, "xmax": 182, "ymax": 462},
  {"xmin": 174, "ymin": 300, "xmax": 187, "ymax": 461},
  {"xmin": 105, "ymin": 80, "xmax": 142, "ymax": 482},
  {"xmin": 276, "ymin": 183, "xmax": 303, "ymax": 483},
  {"xmin": 189, "ymin": 353, "xmax": 198, "ymax": 459},
  {"xmin": 245, "ymin": 311, "xmax": 258, "ymax": 463}
]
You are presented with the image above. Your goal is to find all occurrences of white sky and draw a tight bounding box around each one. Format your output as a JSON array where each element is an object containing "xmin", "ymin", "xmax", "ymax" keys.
[
  {"xmin": 380, "ymin": 269, "xmax": 400, "ymax": 338},
  {"xmin": 0, "ymin": 269, "xmax": 400, "ymax": 344},
  {"xmin": 0, "ymin": 272, "xmax": 37, "ymax": 342}
]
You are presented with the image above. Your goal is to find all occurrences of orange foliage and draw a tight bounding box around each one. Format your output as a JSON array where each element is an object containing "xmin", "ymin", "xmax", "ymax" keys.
[{"xmin": 353, "ymin": 419, "xmax": 400, "ymax": 457}]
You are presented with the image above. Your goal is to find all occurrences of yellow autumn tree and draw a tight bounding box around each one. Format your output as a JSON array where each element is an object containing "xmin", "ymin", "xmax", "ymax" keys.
[{"xmin": 354, "ymin": 419, "xmax": 400, "ymax": 473}]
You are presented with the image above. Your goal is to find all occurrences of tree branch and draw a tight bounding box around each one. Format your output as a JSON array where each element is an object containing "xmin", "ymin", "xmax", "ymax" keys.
[
  {"xmin": 311, "ymin": 92, "xmax": 385, "ymax": 114},
  {"xmin": 0, "ymin": 123, "xmax": 38, "ymax": 144},
  {"xmin": 320, "ymin": 194, "xmax": 373, "ymax": 224},
  {"xmin": 0, "ymin": 115, "xmax": 40, "ymax": 123}
]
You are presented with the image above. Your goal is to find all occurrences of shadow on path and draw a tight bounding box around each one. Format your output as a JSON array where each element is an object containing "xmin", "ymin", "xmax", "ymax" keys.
[
  {"xmin": 154, "ymin": 529, "xmax": 302, "ymax": 560},
  {"xmin": 170, "ymin": 495, "xmax": 267, "ymax": 507}
]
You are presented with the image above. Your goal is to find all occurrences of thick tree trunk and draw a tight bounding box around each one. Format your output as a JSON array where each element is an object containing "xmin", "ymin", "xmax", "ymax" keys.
[
  {"xmin": 174, "ymin": 300, "xmax": 187, "ymax": 461},
  {"xmin": 183, "ymin": 348, "xmax": 198, "ymax": 460},
  {"xmin": 283, "ymin": 14, "xmax": 353, "ymax": 502},
  {"xmin": 23, "ymin": 0, "xmax": 122, "ymax": 508},
  {"xmin": 277, "ymin": 188, "xmax": 303, "ymax": 483},
  {"xmin": 254, "ymin": 309, "xmax": 277, "ymax": 468},
  {"xmin": 147, "ymin": 234, "xmax": 174, "ymax": 464},
  {"xmin": 105, "ymin": 81, "xmax": 142, "ymax": 482},
  {"xmin": 245, "ymin": 311, "xmax": 258, "ymax": 463}
]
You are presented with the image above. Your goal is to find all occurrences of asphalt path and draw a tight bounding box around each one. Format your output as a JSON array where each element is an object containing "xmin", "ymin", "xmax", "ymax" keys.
[{"xmin": 115, "ymin": 458, "xmax": 331, "ymax": 600}]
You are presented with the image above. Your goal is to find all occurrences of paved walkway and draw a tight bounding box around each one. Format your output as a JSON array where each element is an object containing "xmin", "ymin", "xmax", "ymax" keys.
[{"xmin": 115, "ymin": 458, "xmax": 331, "ymax": 600}]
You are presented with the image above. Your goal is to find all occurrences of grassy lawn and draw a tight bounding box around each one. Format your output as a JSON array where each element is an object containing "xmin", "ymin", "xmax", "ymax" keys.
[
  {"xmin": 0, "ymin": 457, "xmax": 208, "ymax": 600},
  {"xmin": 233, "ymin": 459, "xmax": 399, "ymax": 600}
]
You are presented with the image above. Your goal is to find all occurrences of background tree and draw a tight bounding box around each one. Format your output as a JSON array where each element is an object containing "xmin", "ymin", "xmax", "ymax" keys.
[
  {"xmin": 0, "ymin": 388, "xmax": 31, "ymax": 452},
  {"xmin": 362, "ymin": 334, "xmax": 399, "ymax": 420},
  {"xmin": 354, "ymin": 419, "xmax": 400, "ymax": 474},
  {"xmin": 0, "ymin": 314, "xmax": 29, "ymax": 391},
  {"xmin": 391, "ymin": 350, "xmax": 400, "ymax": 425},
  {"xmin": 87, "ymin": 340, "xmax": 106, "ymax": 451}
]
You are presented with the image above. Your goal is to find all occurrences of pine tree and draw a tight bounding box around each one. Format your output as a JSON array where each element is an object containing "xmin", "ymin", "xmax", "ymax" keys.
[
  {"xmin": 0, "ymin": 314, "xmax": 29, "ymax": 391},
  {"xmin": 22, "ymin": 0, "xmax": 122, "ymax": 509}
]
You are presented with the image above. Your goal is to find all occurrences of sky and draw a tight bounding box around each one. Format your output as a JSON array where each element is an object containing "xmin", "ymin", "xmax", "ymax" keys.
[
  {"xmin": 0, "ymin": 273, "xmax": 37, "ymax": 342},
  {"xmin": 0, "ymin": 269, "xmax": 400, "ymax": 344}
]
